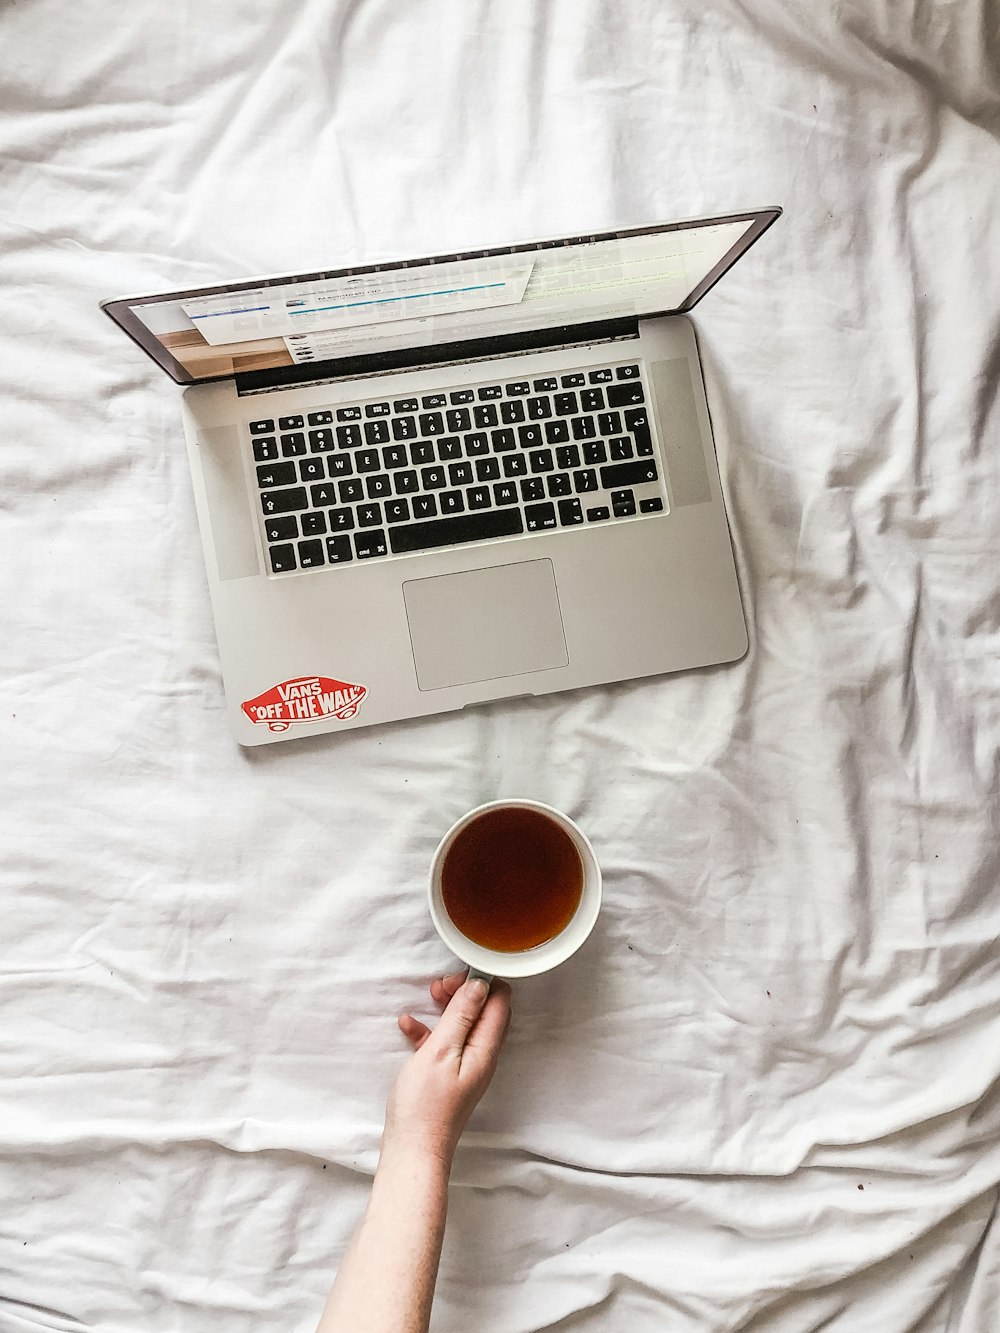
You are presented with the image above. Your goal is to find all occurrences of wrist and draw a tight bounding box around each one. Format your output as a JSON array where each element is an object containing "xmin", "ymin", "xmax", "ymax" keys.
[{"xmin": 379, "ymin": 1128, "xmax": 456, "ymax": 1177}]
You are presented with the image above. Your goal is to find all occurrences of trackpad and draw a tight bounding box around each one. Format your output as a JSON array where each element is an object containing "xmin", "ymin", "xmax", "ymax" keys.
[{"xmin": 403, "ymin": 559, "xmax": 569, "ymax": 691}]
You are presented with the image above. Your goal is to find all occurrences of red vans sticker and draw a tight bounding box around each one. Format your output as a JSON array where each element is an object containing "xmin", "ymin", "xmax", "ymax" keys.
[{"xmin": 242, "ymin": 675, "xmax": 368, "ymax": 732}]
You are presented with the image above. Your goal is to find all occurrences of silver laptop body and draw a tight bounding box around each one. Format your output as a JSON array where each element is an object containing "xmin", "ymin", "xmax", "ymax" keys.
[{"xmin": 103, "ymin": 210, "xmax": 780, "ymax": 746}]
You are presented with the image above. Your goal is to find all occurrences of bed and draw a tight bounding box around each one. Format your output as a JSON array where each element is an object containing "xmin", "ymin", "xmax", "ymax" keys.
[{"xmin": 3, "ymin": 1, "xmax": 999, "ymax": 1329}]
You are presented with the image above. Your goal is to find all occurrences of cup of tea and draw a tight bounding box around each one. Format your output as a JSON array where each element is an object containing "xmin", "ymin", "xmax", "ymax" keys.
[{"xmin": 428, "ymin": 799, "xmax": 602, "ymax": 981}]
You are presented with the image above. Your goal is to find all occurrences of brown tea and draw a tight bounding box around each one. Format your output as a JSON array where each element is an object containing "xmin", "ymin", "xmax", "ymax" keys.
[{"xmin": 441, "ymin": 807, "xmax": 584, "ymax": 952}]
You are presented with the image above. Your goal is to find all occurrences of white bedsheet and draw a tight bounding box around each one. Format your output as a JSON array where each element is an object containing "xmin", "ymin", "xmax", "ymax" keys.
[{"xmin": 2, "ymin": 2, "xmax": 999, "ymax": 1329}]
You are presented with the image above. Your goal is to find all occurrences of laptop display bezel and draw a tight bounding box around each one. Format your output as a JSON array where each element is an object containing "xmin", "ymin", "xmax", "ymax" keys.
[{"xmin": 100, "ymin": 208, "xmax": 781, "ymax": 387}]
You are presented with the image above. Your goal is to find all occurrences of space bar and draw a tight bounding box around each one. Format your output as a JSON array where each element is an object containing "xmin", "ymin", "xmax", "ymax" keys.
[{"xmin": 388, "ymin": 509, "xmax": 524, "ymax": 554}]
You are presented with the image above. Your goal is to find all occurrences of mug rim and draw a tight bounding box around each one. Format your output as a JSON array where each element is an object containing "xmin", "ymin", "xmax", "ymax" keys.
[{"xmin": 428, "ymin": 798, "xmax": 602, "ymax": 978}]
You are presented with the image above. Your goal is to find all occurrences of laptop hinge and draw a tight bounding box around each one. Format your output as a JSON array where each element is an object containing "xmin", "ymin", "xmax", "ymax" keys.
[{"xmin": 234, "ymin": 317, "xmax": 640, "ymax": 396}]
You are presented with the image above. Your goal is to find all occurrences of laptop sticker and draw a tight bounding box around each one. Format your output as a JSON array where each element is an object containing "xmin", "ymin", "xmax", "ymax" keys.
[{"xmin": 241, "ymin": 675, "xmax": 368, "ymax": 732}]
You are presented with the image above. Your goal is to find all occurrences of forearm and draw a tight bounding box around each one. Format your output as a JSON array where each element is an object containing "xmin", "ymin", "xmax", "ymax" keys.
[{"xmin": 316, "ymin": 1140, "xmax": 452, "ymax": 1333}]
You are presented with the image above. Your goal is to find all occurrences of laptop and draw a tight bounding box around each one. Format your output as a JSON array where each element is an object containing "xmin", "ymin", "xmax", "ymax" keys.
[{"xmin": 102, "ymin": 208, "xmax": 780, "ymax": 746}]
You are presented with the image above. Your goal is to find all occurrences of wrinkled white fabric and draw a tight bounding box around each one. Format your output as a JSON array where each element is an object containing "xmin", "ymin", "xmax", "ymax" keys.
[{"xmin": 1, "ymin": 1, "xmax": 999, "ymax": 1330}]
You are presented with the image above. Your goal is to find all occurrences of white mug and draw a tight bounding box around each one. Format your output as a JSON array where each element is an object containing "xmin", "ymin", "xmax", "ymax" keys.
[{"xmin": 428, "ymin": 799, "xmax": 602, "ymax": 982}]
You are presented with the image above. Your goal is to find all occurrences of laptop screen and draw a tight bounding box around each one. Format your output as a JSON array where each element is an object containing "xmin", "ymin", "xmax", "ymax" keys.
[{"xmin": 103, "ymin": 210, "xmax": 779, "ymax": 385}]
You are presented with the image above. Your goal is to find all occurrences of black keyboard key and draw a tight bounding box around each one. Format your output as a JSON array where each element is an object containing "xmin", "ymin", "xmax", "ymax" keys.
[
  {"xmin": 309, "ymin": 428, "xmax": 335, "ymax": 451},
  {"xmin": 474, "ymin": 403, "xmax": 499, "ymax": 428},
  {"xmin": 309, "ymin": 482, "xmax": 338, "ymax": 507},
  {"xmin": 525, "ymin": 502, "xmax": 557, "ymax": 531},
  {"xmin": 598, "ymin": 411, "xmax": 623, "ymax": 436},
  {"xmin": 502, "ymin": 454, "xmax": 528, "ymax": 477},
  {"xmin": 421, "ymin": 465, "xmax": 446, "ymax": 489},
  {"xmin": 412, "ymin": 495, "xmax": 438, "ymax": 519},
  {"xmin": 388, "ymin": 508, "xmax": 523, "ymax": 554},
  {"xmin": 607, "ymin": 383, "xmax": 645, "ymax": 408},
  {"xmin": 419, "ymin": 412, "xmax": 444, "ymax": 436},
  {"xmin": 571, "ymin": 416, "xmax": 596, "ymax": 440},
  {"xmin": 560, "ymin": 373, "xmax": 585, "ymax": 387},
  {"xmin": 527, "ymin": 396, "xmax": 552, "ymax": 419},
  {"xmin": 583, "ymin": 440, "xmax": 607, "ymax": 465},
  {"xmin": 446, "ymin": 408, "xmax": 472, "ymax": 432},
  {"xmin": 421, "ymin": 393, "xmax": 447, "ymax": 409},
  {"xmin": 356, "ymin": 448, "xmax": 381, "ymax": 473},
  {"xmin": 299, "ymin": 458, "xmax": 326, "ymax": 482},
  {"xmin": 573, "ymin": 469, "xmax": 598, "ymax": 493},
  {"xmin": 410, "ymin": 441, "xmax": 436, "ymax": 465},
  {"xmin": 366, "ymin": 474, "xmax": 391, "ymax": 499},
  {"xmin": 581, "ymin": 387, "xmax": 605, "ymax": 412},
  {"xmin": 612, "ymin": 496, "xmax": 636, "ymax": 518},
  {"xmin": 476, "ymin": 456, "xmax": 501, "ymax": 482},
  {"xmin": 339, "ymin": 478, "xmax": 364, "ymax": 503},
  {"xmin": 609, "ymin": 437, "xmax": 634, "ymax": 461},
  {"xmin": 298, "ymin": 538, "xmax": 325, "ymax": 569},
  {"xmin": 616, "ymin": 364, "xmax": 641, "ymax": 380},
  {"xmin": 588, "ymin": 368, "xmax": 613, "ymax": 383},
  {"xmin": 520, "ymin": 477, "xmax": 545, "ymax": 502},
  {"xmin": 354, "ymin": 529, "xmax": 388, "ymax": 559},
  {"xmin": 477, "ymin": 385, "xmax": 502, "ymax": 400},
  {"xmin": 308, "ymin": 410, "xmax": 334, "ymax": 426},
  {"xmin": 261, "ymin": 487, "xmax": 309, "ymax": 515},
  {"xmin": 393, "ymin": 398, "xmax": 419, "ymax": 413},
  {"xmin": 558, "ymin": 498, "xmax": 583, "ymax": 526},
  {"xmin": 640, "ymin": 497, "xmax": 665, "ymax": 513},
  {"xmin": 518, "ymin": 423, "xmax": 543, "ymax": 448},
  {"xmin": 326, "ymin": 534, "xmax": 353, "ymax": 563},
  {"xmin": 329, "ymin": 508, "xmax": 355, "ymax": 531},
  {"xmin": 625, "ymin": 408, "xmax": 652, "ymax": 452},
  {"xmin": 438, "ymin": 438, "xmax": 463, "ymax": 462},
  {"xmin": 493, "ymin": 482, "xmax": 518, "ymax": 506},
  {"xmin": 269, "ymin": 543, "xmax": 296, "ymax": 572},
  {"xmin": 587, "ymin": 506, "xmax": 610, "ymax": 522},
  {"xmin": 600, "ymin": 460, "xmax": 659, "ymax": 489},
  {"xmin": 365, "ymin": 402, "xmax": 391, "ymax": 418},
  {"xmin": 532, "ymin": 377, "xmax": 558, "ymax": 392},
  {"xmin": 264, "ymin": 515, "xmax": 298, "ymax": 542},
  {"xmin": 464, "ymin": 433, "xmax": 490, "ymax": 457},
  {"xmin": 336, "ymin": 406, "xmax": 362, "ymax": 422},
  {"xmin": 394, "ymin": 470, "xmax": 419, "ymax": 494},
  {"xmin": 253, "ymin": 437, "xmax": 279, "ymax": 462},
  {"xmin": 545, "ymin": 420, "xmax": 570, "ymax": 445},
  {"xmin": 391, "ymin": 416, "xmax": 418, "ymax": 441},
  {"xmin": 556, "ymin": 445, "xmax": 581, "ymax": 469},
  {"xmin": 382, "ymin": 445, "xmax": 409, "ymax": 469},
  {"xmin": 279, "ymin": 415, "xmax": 304, "ymax": 429},
  {"xmin": 554, "ymin": 392, "xmax": 578, "ymax": 416},
  {"xmin": 467, "ymin": 486, "xmax": 492, "ymax": 510},
  {"xmin": 256, "ymin": 461, "xmax": 296, "ymax": 488},
  {"xmin": 281, "ymin": 433, "xmax": 307, "ymax": 457},
  {"xmin": 385, "ymin": 498, "xmax": 411, "ymax": 524},
  {"xmin": 491, "ymin": 428, "xmax": 516, "ymax": 452},
  {"xmin": 327, "ymin": 454, "xmax": 354, "ymax": 477},
  {"xmin": 448, "ymin": 461, "xmax": 474, "ymax": 486},
  {"xmin": 505, "ymin": 381, "xmax": 530, "ymax": 395},
  {"xmin": 337, "ymin": 423, "xmax": 362, "ymax": 448},
  {"xmin": 440, "ymin": 489, "xmax": 465, "ymax": 515},
  {"xmin": 357, "ymin": 503, "xmax": 383, "ymax": 527},
  {"xmin": 449, "ymin": 389, "xmax": 475, "ymax": 405},
  {"xmin": 500, "ymin": 400, "xmax": 526, "ymax": 425},
  {"xmin": 250, "ymin": 419, "xmax": 275, "ymax": 434},
  {"xmin": 529, "ymin": 449, "xmax": 554, "ymax": 473},
  {"xmin": 364, "ymin": 420, "xmax": 390, "ymax": 446},
  {"xmin": 547, "ymin": 473, "xmax": 572, "ymax": 497}
]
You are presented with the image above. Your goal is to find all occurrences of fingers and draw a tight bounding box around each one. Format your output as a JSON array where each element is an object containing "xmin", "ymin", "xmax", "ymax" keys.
[
  {"xmin": 397, "ymin": 1012, "xmax": 432, "ymax": 1049},
  {"xmin": 464, "ymin": 980, "xmax": 512, "ymax": 1068},
  {"xmin": 426, "ymin": 976, "xmax": 491, "ymax": 1057},
  {"xmin": 430, "ymin": 972, "xmax": 467, "ymax": 1006}
]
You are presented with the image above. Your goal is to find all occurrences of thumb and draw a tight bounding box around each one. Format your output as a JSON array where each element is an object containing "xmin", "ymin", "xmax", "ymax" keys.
[{"xmin": 429, "ymin": 977, "xmax": 490, "ymax": 1055}]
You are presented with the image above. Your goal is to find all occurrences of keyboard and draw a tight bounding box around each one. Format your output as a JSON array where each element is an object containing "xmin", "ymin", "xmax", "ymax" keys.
[{"xmin": 247, "ymin": 360, "xmax": 665, "ymax": 575}]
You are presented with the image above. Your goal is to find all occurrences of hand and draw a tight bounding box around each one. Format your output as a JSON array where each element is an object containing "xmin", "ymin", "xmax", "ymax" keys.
[{"xmin": 384, "ymin": 972, "xmax": 513, "ymax": 1167}]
